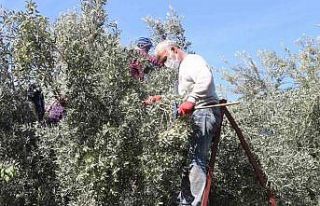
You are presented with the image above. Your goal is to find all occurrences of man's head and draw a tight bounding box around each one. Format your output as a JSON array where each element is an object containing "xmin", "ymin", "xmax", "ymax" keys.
[
  {"xmin": 154, "ymin": 40, "xmax": 185, "ymax": 70},
  {"xmin": 27, "ymin": 83, "xmax": 45, "ymax": 121},
  {"xmin": 136, "ymin": 37, "xmax": 153, "ymax": 53}
]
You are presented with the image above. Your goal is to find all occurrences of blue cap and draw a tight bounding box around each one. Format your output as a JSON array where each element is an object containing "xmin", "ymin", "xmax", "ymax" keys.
[{"xmin": 136, "ymin": 37, "xmax": 153, "ymax": 52}]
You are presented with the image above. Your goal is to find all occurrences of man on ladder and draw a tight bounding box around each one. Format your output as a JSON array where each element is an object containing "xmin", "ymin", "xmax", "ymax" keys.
[
  {"xmin": 155, "ymin": 40, "xmax": 277, "ymax": 206},
  {"xmin": 155, "ymin": 40, "xmax": 221, "ymax": 206}
]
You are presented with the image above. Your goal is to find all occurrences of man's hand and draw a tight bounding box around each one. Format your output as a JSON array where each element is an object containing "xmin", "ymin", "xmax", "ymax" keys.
[
  {"xmin": 143, "ymin": 95, "xmax": 162, "ymax": 106},
  {"xmin": 178, "ymin": 101, "xmax": 195, "ymax": 116}
]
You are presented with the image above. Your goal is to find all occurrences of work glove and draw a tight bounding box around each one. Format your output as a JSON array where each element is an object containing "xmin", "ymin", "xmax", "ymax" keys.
[
  {"xmin": 143, "ymin": 95, "xmax": 162, "ymax": 106},
  {"xmin": 178, "ymin": 101, "xmax": 195, "ymax": 116}
]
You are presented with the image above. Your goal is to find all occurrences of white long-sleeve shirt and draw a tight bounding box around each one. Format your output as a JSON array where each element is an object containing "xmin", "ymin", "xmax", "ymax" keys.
[{"xmin": 178, "ymin": 54, "xmax": 219, "ymax": 106}]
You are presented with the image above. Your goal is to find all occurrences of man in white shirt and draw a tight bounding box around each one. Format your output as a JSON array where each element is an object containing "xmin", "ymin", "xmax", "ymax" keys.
[{"xmin": 155, "ymin": 40, "xmax": 221, "ymax": 206}]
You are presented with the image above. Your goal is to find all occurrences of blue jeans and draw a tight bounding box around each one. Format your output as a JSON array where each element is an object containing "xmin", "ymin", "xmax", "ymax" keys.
[{"xmin": 178, "ymin": 107, "xmax": 221, "ymax": 206}]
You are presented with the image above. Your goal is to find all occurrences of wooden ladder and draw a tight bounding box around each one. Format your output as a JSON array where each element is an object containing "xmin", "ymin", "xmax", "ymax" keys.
[{"xmin": 201, "ymin": 99, "xmax": 277, "ymax": 206}]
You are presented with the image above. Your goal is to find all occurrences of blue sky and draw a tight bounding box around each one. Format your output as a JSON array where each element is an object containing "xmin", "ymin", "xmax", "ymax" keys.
[{"xmin": 1, "ymin": 0, "xmax": 319, "ymax": 98}]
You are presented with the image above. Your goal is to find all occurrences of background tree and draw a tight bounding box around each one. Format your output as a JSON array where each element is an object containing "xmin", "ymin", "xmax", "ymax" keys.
[
  {"xmin": 217, "ymin": 36, "xmax": 320, "ymax": 205},
  {"xmin": 0, "ymin": 1, "xmax": 58, "ymax": 205},
  {"xmin": 144, "ymin": 6, "xmax": 191, "ymax": 51}
]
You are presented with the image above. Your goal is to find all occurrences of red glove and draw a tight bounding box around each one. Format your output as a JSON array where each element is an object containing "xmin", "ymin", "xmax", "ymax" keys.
[
  {"xmin": 178, "ymin": 101, "xmax": 195, "ymax": 116},
  {"xmin": 143, "ymin": 95, "xmax": 162, "ymax": 106}
]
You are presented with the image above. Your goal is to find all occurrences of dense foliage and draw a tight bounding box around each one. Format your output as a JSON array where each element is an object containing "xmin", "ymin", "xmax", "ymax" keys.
[
  {"xmin": 216, "ymin": 41, "xmax": 320, "ymax": 205},
  {"xmin": 0, "ymin": 1, "xmax": 319, "ymax": 206}
]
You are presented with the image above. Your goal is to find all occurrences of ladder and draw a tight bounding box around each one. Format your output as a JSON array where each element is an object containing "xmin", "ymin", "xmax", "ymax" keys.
[{"xmin": 201, "ymin": 99, "xmax": 277, "ymax": 206}]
